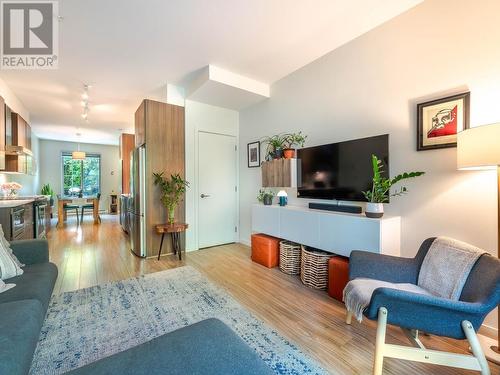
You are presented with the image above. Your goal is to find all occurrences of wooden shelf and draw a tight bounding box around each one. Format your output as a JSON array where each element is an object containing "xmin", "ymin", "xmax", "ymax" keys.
[{"xmin": 261, "ymin": 158, "xmax": 297, "ymax": 188}]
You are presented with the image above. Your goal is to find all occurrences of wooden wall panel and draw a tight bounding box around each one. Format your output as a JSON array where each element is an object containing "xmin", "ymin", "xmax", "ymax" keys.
[
  {"xmin": 134, "ymin": 102, "xmax": 145, "ymax": 147},
  {"xmin": 142, "ymin": 100, "xmax": 185, "ymax": 258},
  {"xmin": 119, "ymin": 133, "xmax": 135, "ymax": 194},
  {"xmin": 261, "ymin": 159, "xmax": 292, "ymax": 188}
]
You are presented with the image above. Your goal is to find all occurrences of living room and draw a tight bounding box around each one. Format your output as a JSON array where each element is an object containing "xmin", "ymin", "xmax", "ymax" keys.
[{"xmin": 0, "ymin": 1, "xmax": 499, "ymax": 375}]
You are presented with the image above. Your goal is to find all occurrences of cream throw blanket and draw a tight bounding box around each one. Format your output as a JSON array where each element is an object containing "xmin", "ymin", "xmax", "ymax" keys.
[
  {"xmin": 343, "ymin": 279, "xmax": 432, "ymax": 322},
  {"xmin": 343, "ymin": 237, "xmax": 485, "ymax": 322},
  {"xmin": 417, "ymin": 237, "xmax": 485, "ymax": 300}
]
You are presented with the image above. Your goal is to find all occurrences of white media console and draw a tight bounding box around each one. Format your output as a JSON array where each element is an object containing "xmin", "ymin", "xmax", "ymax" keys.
[{"xmin": 251, "ymin": 204, "xmax": 401, "ymax": 257}]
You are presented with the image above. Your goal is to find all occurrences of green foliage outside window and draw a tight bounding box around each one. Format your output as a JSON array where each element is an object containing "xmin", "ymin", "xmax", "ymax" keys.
[{"xmin": 62, "ymin": 153, "xmax": 101, "ymax": 196}]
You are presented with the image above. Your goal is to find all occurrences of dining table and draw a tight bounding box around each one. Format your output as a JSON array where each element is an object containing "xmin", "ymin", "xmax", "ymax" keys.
[{"xmin": 57, "ymin": 197, "xmax": 100, "ymax": 228}]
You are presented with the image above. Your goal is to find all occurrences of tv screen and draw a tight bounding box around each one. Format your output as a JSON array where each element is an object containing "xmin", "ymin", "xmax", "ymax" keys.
[{"xmin": 297, "ymin": 134, "xmax": 389, "ymax": 201}]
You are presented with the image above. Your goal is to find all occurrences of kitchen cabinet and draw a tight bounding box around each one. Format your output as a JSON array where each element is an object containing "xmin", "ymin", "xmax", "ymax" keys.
[
  {"xmin": 5, "ymin": 153, "xmax": 26, "ymax": 173},
  {"xmin": 119, "ymin": 133, "xmax": 135, "ymax": 194},
  {"xmin": 5, "ymin": 112, "xmax": 34, "ymax": 174},
  {"xmin": 25, "ymin": 123, "xmax": 31, "ymax": 150},
  {"xmin": 12, "ymin": 113, "xmax": 27, "ymax": 148}
]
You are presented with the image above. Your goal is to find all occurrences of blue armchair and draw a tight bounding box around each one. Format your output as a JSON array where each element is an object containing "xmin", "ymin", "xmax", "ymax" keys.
[{"xmin": 348, "ymin": 237, "xmax": 500, "ymax": 375}]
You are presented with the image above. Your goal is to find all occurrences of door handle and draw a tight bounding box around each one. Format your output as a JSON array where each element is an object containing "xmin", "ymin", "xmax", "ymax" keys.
[{"xmin": 200, "ymin": 194, "xmax": 211, "ymax": 198}]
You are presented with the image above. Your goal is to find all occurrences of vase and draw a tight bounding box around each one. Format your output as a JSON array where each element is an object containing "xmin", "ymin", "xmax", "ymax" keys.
[
  {"xmin": 263, "ymin": 196, "xmax": 273, "ymax": 205},
  {"xmin": 168, "ymin": 206, "xmax": 175, "ymax": 225},
  {"xmin": 365, "ymin": 202, "xmax": 384, "ymax": 218},
  {"xmin": 283, "ymin": 148, "xmax": 295, "ymax": 159},
  {"xmin": 273, "ymin": 147, "xmax": 284, "ymax": 159}
]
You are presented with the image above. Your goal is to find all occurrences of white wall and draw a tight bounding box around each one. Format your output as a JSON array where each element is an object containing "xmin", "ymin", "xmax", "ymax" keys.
[
  {"xmin": 185, "ymin": 100, "xmax": 239, "ymax": 251},
  {"xmin": 38, "ymin": 139, "xmax": 120, "ymax": 211},
  {"xmin": 239, "ymin": 0, "xmax": 500, "ymax": 332}
]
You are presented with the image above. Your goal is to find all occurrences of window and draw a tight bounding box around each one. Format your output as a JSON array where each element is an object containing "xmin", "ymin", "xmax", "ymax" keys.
[{"xmin": 62, "ymin": 153, "xmax": 101, "ymax": 196}]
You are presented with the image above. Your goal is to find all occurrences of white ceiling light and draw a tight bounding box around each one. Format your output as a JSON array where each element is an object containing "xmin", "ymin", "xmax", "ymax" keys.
[{"xmin": 72, "ymin": 132, "xmax": 86, "ymax": 160}]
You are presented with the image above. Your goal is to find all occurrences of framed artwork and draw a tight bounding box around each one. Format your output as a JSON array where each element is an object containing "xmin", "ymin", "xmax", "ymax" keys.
[
  {"xmin": 247, "ymin": 141, "xmax": 260, "ymax": 168},
  {"xmin": 417, "ymin": 92, "xmax": 470, "ymax": 151}
]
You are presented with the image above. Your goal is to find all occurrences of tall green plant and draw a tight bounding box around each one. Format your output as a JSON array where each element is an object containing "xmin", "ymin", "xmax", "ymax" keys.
[
  {"xmin": 40, "ymin": 183, "xmax": 54, "ymax": 197},
  {"xmin": 153, "ymin": 172, "xmax": 189, "ymax": 224},
  {"xmin": 363, "ymin": 155, "xmax": 425, "ymax": 203}
]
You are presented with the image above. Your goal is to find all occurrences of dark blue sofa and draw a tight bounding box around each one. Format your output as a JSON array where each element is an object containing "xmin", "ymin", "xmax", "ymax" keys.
[
  {"xmin": 0, "ymin": 240, "xmax": 57, "ymax": 375},
  {"xmin": 0, "ymin": 240, "xmax": 274, "ymax": 375}
]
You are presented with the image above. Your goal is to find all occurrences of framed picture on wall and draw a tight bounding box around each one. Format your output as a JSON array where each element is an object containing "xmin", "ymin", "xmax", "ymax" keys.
[
  {"xmin": 247, "ymin": 141, "xmax": 260, "ymax": 168},
  {"xmin": 417, "ymin": 92, "xmax": 470, "ymax": 151}
]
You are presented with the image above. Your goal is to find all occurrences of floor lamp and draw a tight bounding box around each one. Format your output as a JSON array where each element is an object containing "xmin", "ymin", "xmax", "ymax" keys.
[{"xmin": 457, "ymin": 122, "xmax": 500, "ymax": 364}]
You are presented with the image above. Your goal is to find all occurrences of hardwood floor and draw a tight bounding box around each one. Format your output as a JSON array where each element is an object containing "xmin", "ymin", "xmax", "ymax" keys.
[{"xmin": 48, "ymin": 215, "xmax": 499, "ymax": 375}]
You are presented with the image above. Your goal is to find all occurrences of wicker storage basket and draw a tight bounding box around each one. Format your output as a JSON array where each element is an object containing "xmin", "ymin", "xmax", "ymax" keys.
[
  {"xmin": 300, "ymin": 246, "xmax": 334, "ymax": 290},
  {"xmin": 279, "ymin": 240, "xmax": 301, "ymax": 275}
]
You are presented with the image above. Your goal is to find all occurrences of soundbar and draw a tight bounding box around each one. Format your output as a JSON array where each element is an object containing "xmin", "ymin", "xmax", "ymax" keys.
[{"xmin": 309, "ymin": 202, "xmax": 362, "ymax": 214}]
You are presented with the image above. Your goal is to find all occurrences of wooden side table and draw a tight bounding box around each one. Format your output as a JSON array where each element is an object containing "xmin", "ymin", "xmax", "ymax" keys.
[{"xmin": 155, "ymin": 223, "xmax": 188, "ymax": 261}]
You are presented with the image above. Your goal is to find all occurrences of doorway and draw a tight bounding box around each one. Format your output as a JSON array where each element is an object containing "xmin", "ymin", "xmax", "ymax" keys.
[{"xmin": 198, "ymin": 131, "xmax": 238, "ymax": 249}]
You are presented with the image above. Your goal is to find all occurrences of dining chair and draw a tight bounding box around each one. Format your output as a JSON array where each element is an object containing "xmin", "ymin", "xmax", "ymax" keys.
[
  {"xmin": 57, "ymin": 194, "xmax": 80, "ymax": 225},
  {"xmin": 80, "ymin": 193, "xmax": 101, "ymax": 223}
]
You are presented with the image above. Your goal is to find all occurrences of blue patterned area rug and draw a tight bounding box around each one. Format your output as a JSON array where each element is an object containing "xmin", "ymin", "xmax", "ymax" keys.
[{"xmin": 30, "ymin": 266, "xmax": 328, "ymax": 375}]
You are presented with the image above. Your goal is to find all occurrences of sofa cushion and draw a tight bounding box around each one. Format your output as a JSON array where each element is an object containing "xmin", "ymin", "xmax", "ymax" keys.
[
  {"xmin": 0, "ymin": 262, "xmax": 57, "ymax": 311},
  {"xmin": 68, "ymin": 318, "xmax": 274, "ymax": 375},
  {"xmin": 0, "ymin": 299, "xmax": 44, "ymax": 375}
]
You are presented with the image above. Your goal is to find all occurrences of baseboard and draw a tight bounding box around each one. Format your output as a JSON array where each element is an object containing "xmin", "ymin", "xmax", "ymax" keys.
[
  {"xmin": 239, "ymin": 238, "xmax": 251, "ymax": 247},
  {"xmin": 479, "ymin": 323, "xmax": 498, "ymax": 339}
]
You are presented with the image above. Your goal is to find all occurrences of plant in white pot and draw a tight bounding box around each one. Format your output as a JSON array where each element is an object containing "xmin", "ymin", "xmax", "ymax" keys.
[{"xmin": 363, "ymin": 155, "xmax": 425, "ymax": 218}]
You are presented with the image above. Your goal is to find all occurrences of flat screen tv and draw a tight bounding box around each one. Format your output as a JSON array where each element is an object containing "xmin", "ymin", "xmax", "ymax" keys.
[{"xmin": 297, "ymin": 134, "xmax": 389, "ymax": 202}]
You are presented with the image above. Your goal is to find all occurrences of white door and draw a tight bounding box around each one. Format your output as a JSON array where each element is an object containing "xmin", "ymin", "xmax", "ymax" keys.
[{"xmin": 198, "ymin": 132, "xmax": 237, "ymax": 248}]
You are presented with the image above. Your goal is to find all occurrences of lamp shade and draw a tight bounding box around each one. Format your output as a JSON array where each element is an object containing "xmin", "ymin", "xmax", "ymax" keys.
[
  {"xmin": 277, "ymin": 190, "xmax": 288, "ymax": 197},
  {"xmin": 457, "ymin": 123, "xmax": 500, "ymax": 170},
  {"xmin": 72, "ymin": 151, "xmax": 86, "ymax": 160}
]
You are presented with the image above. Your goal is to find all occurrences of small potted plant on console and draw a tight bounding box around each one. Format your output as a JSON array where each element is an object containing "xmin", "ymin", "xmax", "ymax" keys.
[
  {"xmin": 257, "ymin": 189, "xmax": 275, "ymax": 205},
  {"xmin": 283, "ymin": 131, "xmax": 307, "ymax": 159},
  {"xmin": 363, "ymin": 154, "xmax": 424, "ymax": 218}
]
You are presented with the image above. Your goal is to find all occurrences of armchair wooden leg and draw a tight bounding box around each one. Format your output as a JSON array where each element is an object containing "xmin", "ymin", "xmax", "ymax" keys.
[
  {"xmin": 462, "ymin": 321, "xmax": 491, "ymax": 375},
  {"xmin": 346, "ymin": 311, "xmax": 353, "ymax": 325},
  {"xmin": 373, "ymin": 307, "xmax": 388, "ymax": 375}
]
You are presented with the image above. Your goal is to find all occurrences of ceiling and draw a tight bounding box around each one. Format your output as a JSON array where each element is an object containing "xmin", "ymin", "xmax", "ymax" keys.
[{"xmin": 0, "ymin": 0, "xmax": 421, "ymax": 145}]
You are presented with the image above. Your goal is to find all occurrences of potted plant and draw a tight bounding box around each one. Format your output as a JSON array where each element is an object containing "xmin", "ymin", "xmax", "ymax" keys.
[
  {"xmin": 362, "ymin": 155, "xmax": 425, "ymax": 218},
  {"xmin": 257, "ymin": 189, "xmax": 275, "ymax": 205},
  {"xmin": 153, "ymin": 172, "xmax": 189, "ymax": 224},
  {"xmin": 283, "ymin": 131, "xmax": 307, "ymax": 159},
  {"xmin": 40, "ymin": 183, "xmax": 55, "ymax": 206},
  {"xmin": 261, "ymin": 133, "xmax": 289, "ymax": 160}
]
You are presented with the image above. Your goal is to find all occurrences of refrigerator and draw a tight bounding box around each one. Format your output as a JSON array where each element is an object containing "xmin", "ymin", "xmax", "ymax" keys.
[{"xmin": 128, "ymin": 145, "xmax": 146, "ymax": 257}]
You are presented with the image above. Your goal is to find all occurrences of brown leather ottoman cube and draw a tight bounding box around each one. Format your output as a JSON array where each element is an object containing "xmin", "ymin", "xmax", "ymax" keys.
[
  {"xmin": 328, "ymin": 256, "xmax": 350, "ymax": 302},
  {"xmin": 251, "ymin": 233, "xmax": 280, "ymax": 268}
]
